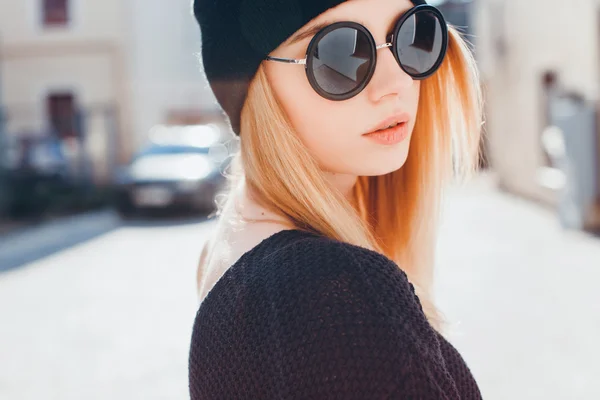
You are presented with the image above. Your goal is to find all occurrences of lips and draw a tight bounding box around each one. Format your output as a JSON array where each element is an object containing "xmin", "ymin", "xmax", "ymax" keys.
[{"xmin": 365, "ymin": 112, "xmax": 410, "ymax": 135}]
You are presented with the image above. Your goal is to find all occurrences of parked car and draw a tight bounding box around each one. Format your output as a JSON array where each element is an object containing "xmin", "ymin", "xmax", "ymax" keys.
[
  {"xmin": 114, "ymin": 140, "xmax": 228, "ymax": 217},
  {"xmin": 4, "ymin": 134, "xmax": 70, "ymax": 178},
  {"xmin": 3, "ymin": 134, "xmax": 72, "ymax": 218}
]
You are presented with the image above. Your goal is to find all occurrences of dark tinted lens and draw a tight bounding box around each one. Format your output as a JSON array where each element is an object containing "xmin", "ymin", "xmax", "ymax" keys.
[
  {"xmin": 310, "ymin": 27, "xmax": 373, "ymax": 95},
  {"xmin": 396, "ymin": 9, "xmax": 444, "ymax": 76}
]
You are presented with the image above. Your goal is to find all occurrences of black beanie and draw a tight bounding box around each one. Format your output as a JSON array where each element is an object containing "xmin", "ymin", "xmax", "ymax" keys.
[{"xmin": 193, "ymin": 0, "xmax": 426, "ymax": 136}]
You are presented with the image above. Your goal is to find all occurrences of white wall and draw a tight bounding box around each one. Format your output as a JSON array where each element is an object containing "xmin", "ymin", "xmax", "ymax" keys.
[
  {"xmin": 0, "ymin": 0, "xmax": 127, "ymax": 114},
  {"xmin": 125, "ymin": 0, "xmax": 220, "ymax": 149},
  {"xmin": 0, "ymin": 0, "xmax": 124, "ymax": 45},
  {"xmin": 473, "ymin": 0, "xmax": 600, "ymax": 204},
  {"xmin": 2, "ymin": 53, "xmax": 114, "ymax": 131},
  {"xmin": 1, "ymin": 0, "xmax": 221, "ymax": 161},
  {"xmin": 0, "ymin": 0, "xmax": 131, "ymax": 169}
]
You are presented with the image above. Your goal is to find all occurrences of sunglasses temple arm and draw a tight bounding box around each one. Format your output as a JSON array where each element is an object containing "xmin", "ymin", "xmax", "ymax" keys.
[{"xmin": 265, "ymin": 56, "xmax": 307, "ymax": 65}]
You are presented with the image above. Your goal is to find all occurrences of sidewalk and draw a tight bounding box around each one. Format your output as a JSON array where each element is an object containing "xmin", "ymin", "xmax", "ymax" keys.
[
  {"xmin": 436, "ymin": 173, "xmax": 600, "ymax": 400},
  {"xmin": 0, "ymin": 209, "xmax": 120, "ymax": 273},
  {"xmin": 0, "ymin": 219, "xmax": 30, "ymax": 236}
]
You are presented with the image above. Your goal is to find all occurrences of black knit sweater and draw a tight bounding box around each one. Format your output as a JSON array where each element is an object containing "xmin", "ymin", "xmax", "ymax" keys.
[{"xmin": 188, "ymin": 229, "xmax": 482, "ymax": 399}]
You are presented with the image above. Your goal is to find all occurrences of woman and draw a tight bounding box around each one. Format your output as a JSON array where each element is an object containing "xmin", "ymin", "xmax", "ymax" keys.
[{"xmin": 190, "ymin": 0, "xmax": 483, "ymax": 398}]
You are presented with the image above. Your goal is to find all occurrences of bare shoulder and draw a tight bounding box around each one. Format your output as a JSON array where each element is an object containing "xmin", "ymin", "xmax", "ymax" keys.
[
  {"xmin": 197, "ymin": 238, "xmax": 211, "ymax": 272},
  {"xmin": 196, "ymin": 236, "xmax": 213, "ymax": 294}
]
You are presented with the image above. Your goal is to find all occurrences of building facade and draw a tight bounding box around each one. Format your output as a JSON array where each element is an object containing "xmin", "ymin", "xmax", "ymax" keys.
[
  {"xmin": 473, "ymin": 0, "xmax": 600, "ymax": 227},
  {"xmin": 0, "ymin": 0, "xmax": 130, "ymax": 180},
  {"xmin": 0, "ymin": 0, "xmax": 220, "ymax": 182},
  {"xmin": 125, "ymin": 0, "xmax": 223, "ymax": 154}
]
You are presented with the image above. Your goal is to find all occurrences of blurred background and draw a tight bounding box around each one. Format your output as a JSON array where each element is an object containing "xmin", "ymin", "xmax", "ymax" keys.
[{"xmin": 0, "ymin": 0, "xmax": 599, "ymax": 399}]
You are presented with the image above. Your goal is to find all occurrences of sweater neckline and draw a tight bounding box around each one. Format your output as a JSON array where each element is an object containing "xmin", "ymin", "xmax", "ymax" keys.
[{"xmin": 199, "ymin": 228, "xmax": 314, "ymax": 308}]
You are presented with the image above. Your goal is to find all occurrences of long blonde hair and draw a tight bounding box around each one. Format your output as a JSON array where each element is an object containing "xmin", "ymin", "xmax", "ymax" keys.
[{"xmin": 216, "ymin": 26, "xmax": 482, "ymax": 330}]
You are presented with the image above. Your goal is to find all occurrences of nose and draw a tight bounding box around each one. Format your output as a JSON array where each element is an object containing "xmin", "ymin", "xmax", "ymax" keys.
[{"xmin": 365, "ymin": 44, "xmax": 414, "ymax": 103}]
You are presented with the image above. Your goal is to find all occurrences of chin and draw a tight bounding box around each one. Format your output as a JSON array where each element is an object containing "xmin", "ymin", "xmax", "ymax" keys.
[{"xmin": 355, "ymin": 145, "xmax": 411, "ymax": 177}]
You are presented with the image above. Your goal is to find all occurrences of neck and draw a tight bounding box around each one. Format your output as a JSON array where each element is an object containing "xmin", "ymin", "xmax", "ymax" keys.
[
  {"xmin": 322, "ymin": 171, "xmax": 358, "ymax": 200},
  {"xmin": 237, "ymin": 172, "xmax": 358, "ymax": 227},
  {"xmin": 237, "ymin": 179, "xmax": 293, "ymax": 227}
]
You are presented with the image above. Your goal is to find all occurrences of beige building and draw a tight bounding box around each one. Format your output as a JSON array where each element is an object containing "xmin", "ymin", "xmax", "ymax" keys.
[
  {"xmin": 472, "ymin": 0, "xmax": 600, "ymax": 228},
  {"xmin": 0, "ymin": 0, "xmax": 130, "ymax": 180},
  {"xmin": 0, "ymin": 0, "xmax": 220, "ymax": 181},
  {"xmin": 473, "ymin": 0, "xmax": 600, "ymax": 223}
]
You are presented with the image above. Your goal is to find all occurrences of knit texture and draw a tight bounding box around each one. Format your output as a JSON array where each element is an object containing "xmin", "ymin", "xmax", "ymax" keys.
[{"xmin": 188, "ymin": 229, "xmax": 482, "ymax": 399}]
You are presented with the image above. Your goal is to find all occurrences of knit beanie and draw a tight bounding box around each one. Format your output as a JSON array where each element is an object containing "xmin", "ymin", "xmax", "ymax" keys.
[{"xmin": 193, "ymin": 0, "xmax": 426, "ymax": 136}]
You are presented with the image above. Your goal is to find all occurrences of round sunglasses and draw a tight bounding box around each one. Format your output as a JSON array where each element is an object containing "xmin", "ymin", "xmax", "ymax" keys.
[{"xmin": 265, "ymin": 5, "xmax": 448, "ymax": 101}]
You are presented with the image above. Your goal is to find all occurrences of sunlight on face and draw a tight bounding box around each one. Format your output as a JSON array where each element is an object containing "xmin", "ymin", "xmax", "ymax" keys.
[{"xmin": 264, "ymin": 0, "xmax": 421, "ymax": 180}]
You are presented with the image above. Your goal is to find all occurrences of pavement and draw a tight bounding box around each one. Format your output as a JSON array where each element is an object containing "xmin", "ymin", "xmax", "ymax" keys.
[
  {"xmin": 0, "ymin": 173, "xmax": 599, "ymax": 399},
  {"xmin": 0, "ymin": 211, "xmax": 215, "ymax": 400},
  {"xmin": 436, "ymin": 175, "xmax": 600, "ymax": 399},
  {"xmin": 0, "ymin": 209, "xmax": 121, "ymax": 273}
]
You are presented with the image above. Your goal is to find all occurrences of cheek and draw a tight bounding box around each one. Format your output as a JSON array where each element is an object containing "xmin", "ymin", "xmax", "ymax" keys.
[
  {"xmin": 286, "ymin": 98, "xmax": 359, "ymax": 172},
  {"xmin": 269, "ymin": 66, "xmax": 354, "ymax": 166},
  {"xmin": 267, "ymin": 63, "xmax": 423, "ymax": 174},
  {"xmin": 410, "ymin": 81, "xmax": 421, "ymax": 117},
  {"xmin": 266, "ymin": 63, "xmax": 316, "ymax": 126}
]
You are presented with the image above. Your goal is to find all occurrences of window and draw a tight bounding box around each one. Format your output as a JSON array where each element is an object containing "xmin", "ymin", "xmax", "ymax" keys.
[
  {"xmin": 42, "ymin": 0, "xmax": 69, "ymax": 27},
  {"xmin": 47, "ymin": 93, "xmax": 77, "ymax": 138}
]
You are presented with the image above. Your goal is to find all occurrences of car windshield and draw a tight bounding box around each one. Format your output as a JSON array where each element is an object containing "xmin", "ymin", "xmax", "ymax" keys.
[{"xmin": 132, "ymin": 145, "xmax": 209, "ymax": 161}]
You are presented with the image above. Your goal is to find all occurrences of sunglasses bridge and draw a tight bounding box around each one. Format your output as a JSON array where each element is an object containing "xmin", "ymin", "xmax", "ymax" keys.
[{"xmin": 375, "ymin": 42, "xmax": 393, "ymax": 50}]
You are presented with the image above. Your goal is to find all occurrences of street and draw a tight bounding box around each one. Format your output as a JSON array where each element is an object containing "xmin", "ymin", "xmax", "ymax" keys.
[
  {"xmin": 436, "ymin": 177, "xmax": 600, "ymax": 399},
  {"xmin": 0, "ymin": 213, "xmax": 215, "ymax": 400},
  {"xmin": 1, "ymin": 174, "xmax": 599, "ymax": 399}
]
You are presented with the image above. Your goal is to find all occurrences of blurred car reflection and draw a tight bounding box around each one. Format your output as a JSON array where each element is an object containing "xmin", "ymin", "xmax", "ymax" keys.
[{"xmin": 114, "ymin": 128, "xmax": 228, "ymax": 217}]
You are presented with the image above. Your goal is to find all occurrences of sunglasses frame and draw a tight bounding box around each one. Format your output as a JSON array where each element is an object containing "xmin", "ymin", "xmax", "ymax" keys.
[{"xmin": 265, "ymin": 4, "xmax": 448, "ymax": 101}]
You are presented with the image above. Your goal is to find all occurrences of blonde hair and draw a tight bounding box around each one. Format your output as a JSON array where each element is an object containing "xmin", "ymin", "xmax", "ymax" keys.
[{"xmin": 216, "ymin": 26, "xmax": 482, "ymax": 330}]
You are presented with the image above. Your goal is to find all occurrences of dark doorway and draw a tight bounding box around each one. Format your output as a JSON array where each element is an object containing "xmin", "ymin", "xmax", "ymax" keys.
[{"xmin": 47, "ymin": 93, "xmax": 77, "ymax": 138}]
